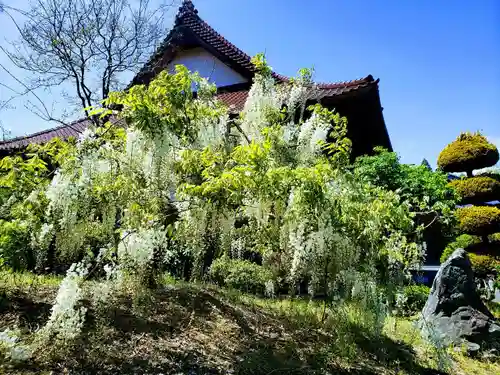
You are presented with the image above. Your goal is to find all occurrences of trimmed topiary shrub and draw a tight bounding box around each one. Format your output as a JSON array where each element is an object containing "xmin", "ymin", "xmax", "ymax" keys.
[
  {"xmin": 469, "ymin": 253, "xmax": 500, "ymax": 276},
  {"xmin": 483, "ymin": 172, "xmax": 500, "ymax": 182},
  {"xmin": 491, "ymin": 233, "xmax": 500, "ymax": 242},
  {"xmin": 440, "ymin": 235, "xmax": 499, "ymax": 275},
  {"xmin": 440, "ymin": 234, "xmax": 481, "ymax": 263},
  {"xmin": 449, "ymin": 176, "xmax": 500, "ymax": 204},
  {"xmin": 456, "ymin": 206, "xmax": 500, "ymax": 237},
  {"xmin": 466, "ymin": 240, "xmax": 500, "ymax": 256},
  {"xmin": 209, "ymin": 256, "xmax": 273, "ymax": 295},
  {"xmin": 438, "ymin": 132, "xmax": 499, "ymax": 174},
  {"xmin": 439, "ymin": 132, "xmax": 499, "ymax": 296}
]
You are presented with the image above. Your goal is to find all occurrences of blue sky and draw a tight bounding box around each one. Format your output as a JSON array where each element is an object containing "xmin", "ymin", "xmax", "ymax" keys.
[{"xmin": 1, "ymin": 0, "xmax": 499, "ymax": 166}]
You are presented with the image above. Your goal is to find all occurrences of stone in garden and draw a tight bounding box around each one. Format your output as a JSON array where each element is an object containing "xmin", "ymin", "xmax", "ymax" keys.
[{"xmin": 419, "ymin": 248, "xmax": 500, "ymax": 353}]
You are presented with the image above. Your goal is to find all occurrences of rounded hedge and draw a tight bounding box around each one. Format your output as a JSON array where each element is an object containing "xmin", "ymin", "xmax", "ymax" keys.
[
  {"xmin": 209, "ymin": 256, "xmax": 272, "ymax": 295},
  {"xmin": 440, "ymin": 234, "xmax": 481, "ymax": 263},
  {"xmin": 438, "ymin": 133, "xmax": 499, "ymax": 173},
  {"xmin": 449, "ymin": 176, "xmax": 500, "ymax": 204},
  {"xmin": 456, "ymin": 206, "xmax": 500, "ymax": 236},
  {"xmin": 469, "ymin": 253, "xmax": 500, "ymax": 276},
  {"xmin": 440, "ymin": 234, "xmax": 500, "ymax": 275}
]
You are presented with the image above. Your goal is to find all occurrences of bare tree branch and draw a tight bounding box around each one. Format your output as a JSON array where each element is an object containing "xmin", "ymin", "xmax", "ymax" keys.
[
  {"xmin": 0, "ymin": 61, "xmax": 73, "ymax": 127},
  {"xmin": 0, "ymin": 0, "xmax": 178, "ymax": 126}
]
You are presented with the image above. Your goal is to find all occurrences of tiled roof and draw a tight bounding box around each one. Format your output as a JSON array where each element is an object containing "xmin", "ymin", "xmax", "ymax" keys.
[
  {"xmin": 0, "ymin": 75, "xmax": 378, "ymax": 151},
  {"xmin": 0, "ymin": 119, "xmax": 90, "ymax": 151},
  {"xmin": 217, "ymin": 76, "xmax": 378, "ymax": 112},
  {"xmin": 0, "ymin": 0, "xmax": 381, "ymax": 152},
  {"xmin": 216, "ymin": 90, "xmax": 249, "ymax": 113}
]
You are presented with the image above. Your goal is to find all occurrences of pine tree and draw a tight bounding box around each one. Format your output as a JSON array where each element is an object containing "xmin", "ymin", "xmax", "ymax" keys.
[{"xmin": 421, "ymin": 158, "xmax": 432, "ymax": 171}]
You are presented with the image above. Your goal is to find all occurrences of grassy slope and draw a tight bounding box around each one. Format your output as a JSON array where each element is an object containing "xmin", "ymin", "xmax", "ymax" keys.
[{"xmin": 0, "ymin": 272, "xmax": 499, "ymax": 375}]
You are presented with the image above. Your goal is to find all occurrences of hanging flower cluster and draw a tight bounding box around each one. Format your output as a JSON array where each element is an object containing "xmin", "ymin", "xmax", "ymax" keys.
[
  {"xmin": 118, "ymin": 227, "xmax": 167, "ymax": 271},
  {"xmin": 40, "ymin": 261, "xmax": 89, "ymax": 341},
  {"xmin": 0, "ymin": 56, "xmax": 425, "ymax": 358}
]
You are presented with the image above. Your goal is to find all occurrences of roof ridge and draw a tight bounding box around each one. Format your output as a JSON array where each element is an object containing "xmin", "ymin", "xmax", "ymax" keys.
[
  {"xmin": 179, "ymin": 0, "xmax": 197, "ymax": 14},
  {"xmin": 177, "ymin": 2, "xmax": 254, "ymax": 66},
  {"xmin": 133, "ymin": 1, "xmax": 376, "ymax": 89},
  {"xmin": 315, "ymin": 75, "xmax": 374, "ymax": 89}
]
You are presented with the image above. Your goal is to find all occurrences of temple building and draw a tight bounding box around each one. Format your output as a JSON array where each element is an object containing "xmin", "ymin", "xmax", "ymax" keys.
[{"xmin": 0, "ymin": 0, "xmax": 392, "ymax": 156}]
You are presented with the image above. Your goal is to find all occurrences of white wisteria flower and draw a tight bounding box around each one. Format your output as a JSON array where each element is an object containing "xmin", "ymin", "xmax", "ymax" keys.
[{"xmin": 41, "ymin": 261, "xmax": 89, "ymax": 341}]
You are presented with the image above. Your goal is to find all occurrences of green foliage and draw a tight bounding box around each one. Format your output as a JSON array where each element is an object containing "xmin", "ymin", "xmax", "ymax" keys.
[
  {"xmin": 449, "ymin": 176, "xmax": 500, "ymax": 204},
  {"xmin": 439, "ymin": 132, "xmax": 500, "ymax": 284},
  {"xmin": 437, "ymin": 132, "xmax": 499, "ymax": 173},
  {"xmin": 421, "ymin": 158, "xmax": 432, "ymax": 170},
  {"xmin": 0, "ymin": 137, "xmax": 73, "ymax": 196},
  {"xmin": 487, "ymin": 300, "xmax": 500, "ymax": 319},
  {"xmin": 0, "ymin": 220, "xmax": 31, "ymax": 271},
  {"xmin": 209, "ymin": 256, "xmax": 272, "ymax": 294},
  {"xmin": 397, "ymin": 285, "xmax": 430, "ymax": 316},
  {"xmin": 250, "ymin": 53, "xmax": 273, "ymax": 76},
  {"xmin": 468, "ymin": 253, "xmax": 499, "ymax": 276},
  {"xmin": 456, "ymin": 205, "xmax": 500, "ymax": 236},
  {"xmin": 441, "ymin": 234, "xmax": 500, "ymax": 276},
  {"xmin": 68, "ymin": 62, "xmax": 423, "ymax": 308},
  {"xmin": 0, "ymin": 138, "xmax": 75, "ymax": 272},
  {"xmin": 440, "ymin": 234, "xmax": 480, "ymax": 263},
  {"xmin": 0, "ymin": 60, "xmax": 431, "ymax": 355},
  {"xmin": 103, "ymin": 65, "xmax": 224, "ymax": 144},
  {"xmin": 491, "ymin": 233, "xmax": 500, "ymax": 242},
  {"xmin": 353, "ymin": 148, "xmax": 458, "ymax": 227}
]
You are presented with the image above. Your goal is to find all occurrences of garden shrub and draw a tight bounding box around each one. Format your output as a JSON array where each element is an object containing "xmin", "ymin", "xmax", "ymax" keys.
[
  {"xmin": 481, "ymin": 172, "xmax": 500, "ymax": 182},
  {"xmin": 396, "ymin": 285, "xmax": 430, "ymax": 316},
  {"xmin": 466, "ymin": 240, "xmax": 500, "ymax": 254},
  {"xmin": 0, "ymin": 220, "xmax": 33, "ymax": 271},
  {"xmin": 439, "ymin": 131, "xmax": 500, "ymax": 299},
  {"xmin": 440, "ymin": 234, "xmax": 481, "ymax": 263},
  {"xmin": 437, "ymin": 132, "xmax": 499, "ymax": 174},
  {"xmin": 456, "ymin": 206, "xmax": 500, "ymax": 236},
  {"xmin": 209, "ymin": 256, "xmax": 273, "ymax": 294},
  {"xmin": 440, "ymin": 235, "xmax": 499, "ymax": 275},
  {"xmin": 468, "ymin": 253, "xmax": 499, "ymax": 276},
  {"xmin": 0, "ymin": 138, "xmax": 75, "ymax": 273},
  {"xmin": 354, "ymin": 148, "xmax": 457, "ymax": 225},
  {"xmin": 491, "ymin": 233, "xmax": 500, "ymax": 242},
  {"xmin": 354, "ymin": 149, "xmax": 458, "ymax": 267},
  {"xmin": 449, "ymin": 176, "xmax": 500, "ymax": 204}
]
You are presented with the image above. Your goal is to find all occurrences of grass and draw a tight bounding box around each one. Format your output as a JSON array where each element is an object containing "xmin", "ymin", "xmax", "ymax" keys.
[
  {"xmin": 0, "ymin": 270, "xmax": 62, "ymax": 289},
  {"xmin": 0, "ymin": 272, "xmax": 498, "ymax": 374}
]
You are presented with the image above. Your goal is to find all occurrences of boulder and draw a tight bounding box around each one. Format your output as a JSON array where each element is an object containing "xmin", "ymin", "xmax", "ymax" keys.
[{"xmin": 419, "ymin": 248, "xmax": 500, "ymax": 353}]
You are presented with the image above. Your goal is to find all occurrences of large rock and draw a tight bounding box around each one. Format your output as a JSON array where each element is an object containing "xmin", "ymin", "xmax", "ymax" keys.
[{"xmin": 419, "ymin": 248, "xmax": 500, "ymax": 352}]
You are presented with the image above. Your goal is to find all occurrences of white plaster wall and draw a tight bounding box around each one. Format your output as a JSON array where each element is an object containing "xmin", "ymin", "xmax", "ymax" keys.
[{"xmin": 166, "ymin": 47, "xmax": 248, "ymax": 88}]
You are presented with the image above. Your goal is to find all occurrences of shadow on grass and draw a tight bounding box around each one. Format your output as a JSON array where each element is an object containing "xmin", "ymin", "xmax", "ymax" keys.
[
  {"xmin": 0, "ymin": 291, "xmax": 52, "ymax": 329},
  {"xmin": 2, "ymin": 285, "xmax": 449, "ymax": 375},
  {"xmin": 341, "ymin": 322, "xmax": 448, "ymax": 375},
  {"xmin": 232, "ymin": 323, "xmax": 448, "ymax": 375}
]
